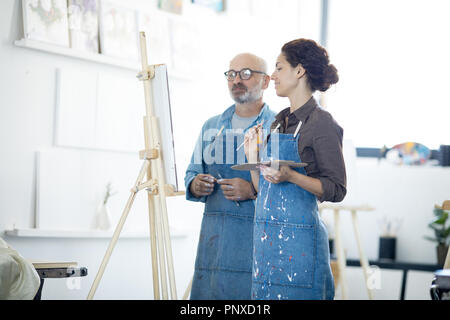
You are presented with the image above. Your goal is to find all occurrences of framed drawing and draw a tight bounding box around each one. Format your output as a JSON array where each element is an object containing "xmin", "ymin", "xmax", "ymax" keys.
[
  {"xmin": 98, "ymin": 0, "xmax": 139, "ymax": 61},
  {"xmin": 158, "ymin": 0, "xmax": 182, "ymax": 15},
  {"xmin": 67, "ymin": 0, "xmax": 99, "ymax": 53},
  {"xmin": 22, "ymin": 0, "xmax": 70, "ymax": 47},
  {"xmin": 191, "ymin": 0, "xmax": 225, "ymax": 12}
]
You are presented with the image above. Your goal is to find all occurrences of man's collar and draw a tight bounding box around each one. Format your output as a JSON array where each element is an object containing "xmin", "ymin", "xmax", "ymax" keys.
[{"xmin": 221, "ymin": 103, "xmax": 268, "ymax": 123}]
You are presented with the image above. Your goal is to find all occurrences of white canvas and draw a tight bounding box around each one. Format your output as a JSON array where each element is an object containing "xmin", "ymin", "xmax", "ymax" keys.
[
  {"xmin": 55, "ymin": 68, "xmax": 98, "ymax": 149},
  {"xmin": 36, "ymin": 149, "xmax": 149, "ymax": 232},
  {"xmin": 98, "ymin": 0, "xmax": 139, "ymax": 61},
  {"xmin": 150, "ymin": 64, "xmax": 179, "ymax": 191},
  {"xmin": 67, "ymin": 0, "xmax": 99, "ymax": 53},
  {"xmin": 95, "ymin": 72, "xmax": 144, "ymax": 152},
  {"xmin": 22, "ymin": 0, "xmax": 70, "ymax": 47},
  {"xmin": 54, "ymin": 66, "xmax": 178, "ymax": 190},
  {"xmin": 55, "ymin": 68, "xmax": 144, "ymax": 153}
]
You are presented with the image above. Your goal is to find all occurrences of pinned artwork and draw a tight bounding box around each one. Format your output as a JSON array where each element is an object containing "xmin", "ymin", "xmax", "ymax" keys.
[
  {"xmin": 22, "ymin": 0, "xmax": 70, "ymax": 47},
  {"xmin": 138, "ymin": 11, "xmax": 172, "ymax": 66},
  {"xmin": 385, "ymin": 142, "xmax": 431, "ymax": 165},
  {"xmin": 98, "ymin": 0, "xmax": 139, "ymax": 61},
  {"xmin": 67, "ymin": 0, "xmax": 99, "ymax": 53},
  {"xmin": 158, "ymin": 0, "xmax": 183, "ymax": 15},
  {"xmin": 191, "ymin": 0, "xmax": 225, "ymax": 12},
  {"xmin": 168, "ymin": 18, "xmax": 201, "ymax": 77}
]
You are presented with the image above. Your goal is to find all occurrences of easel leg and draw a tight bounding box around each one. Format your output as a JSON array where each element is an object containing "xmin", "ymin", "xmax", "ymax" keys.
[
  {"xmin": 334, "ymin": 209, "xmax": 348, "ymax": 299},
  {"xmin": 87, "ymin": 161, "xmax": 149, "ymax": 300},
  {"xmin": 151, "ymin": 116, "xmax": 178, "ymax": 300},
  {"xmin": 183, "ymin": 276, "xmax": 193, "ymax": 300},
  {"xmin": 147, "ymin": 192, "xmax": 160, "ymax": 299},
  {"xmin": 351, "ymin": 210, "xmax": 374, "ymax": 299}
]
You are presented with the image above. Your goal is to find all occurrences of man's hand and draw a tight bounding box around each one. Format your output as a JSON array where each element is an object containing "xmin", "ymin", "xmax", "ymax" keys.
[
  {"xmin": 217, "ymin": 178, "xmax": 256, "ymax": 201},
  {"xmin": 190, "ymin": 174, "xmax": 215, "ymax": 198}
]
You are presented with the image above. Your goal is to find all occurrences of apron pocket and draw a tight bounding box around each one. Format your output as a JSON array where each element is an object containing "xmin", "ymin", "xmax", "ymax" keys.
[
  {"xmin": 195, "ymin": 213, "xmax": 223, "ymax": 269},
  {"xmin": 220, "ymin": 213, "xmax": 254, "ymax": 272},
  {"xmin": 253, "ymin": 220, "xmax": 316, "ymax": 288}
]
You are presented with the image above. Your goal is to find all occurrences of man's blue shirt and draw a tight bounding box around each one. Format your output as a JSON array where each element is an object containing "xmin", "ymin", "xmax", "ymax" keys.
[{"xmin": 184, "ymin": 103, "xmax": 276, "ymax": 202}]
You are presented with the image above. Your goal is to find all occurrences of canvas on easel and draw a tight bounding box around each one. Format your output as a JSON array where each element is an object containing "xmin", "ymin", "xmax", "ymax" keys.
[
  {"xmin": 22, "ymin": 0, "xmax": 70, "ymax": 47},
  {"xmin": 87, "ymin": 32, "xmax": 183, "ymax": 300}
]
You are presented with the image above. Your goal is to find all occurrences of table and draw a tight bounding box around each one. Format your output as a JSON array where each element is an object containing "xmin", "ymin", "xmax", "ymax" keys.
[
  {"xmin": 33, "ymin": 264, "xmax": 88, "ymax": 300},
  {"xmin": 346, "ymin": 258, "xmax": 441, "ymax": 300}
]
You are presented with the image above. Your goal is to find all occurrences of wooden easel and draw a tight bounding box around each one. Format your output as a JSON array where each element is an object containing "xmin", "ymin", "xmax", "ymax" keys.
[
  {"xmin": 319, "ymin": 203, "xmax": 375, "ymax": 300},
  {"xmin": 87, "ymin": 32, "xmax": 184, "ymax": 300}
]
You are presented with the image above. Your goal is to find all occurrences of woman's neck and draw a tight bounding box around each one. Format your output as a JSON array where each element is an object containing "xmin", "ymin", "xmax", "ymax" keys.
[{"xmin": 288, "ymin": 84, "xmax": 313, "ymax": 113}]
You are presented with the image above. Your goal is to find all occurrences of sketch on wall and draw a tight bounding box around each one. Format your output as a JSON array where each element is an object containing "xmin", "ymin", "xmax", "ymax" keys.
[
  {"xmin": 168, "ymin": 18, "xmax": 200, "ymax": 77},
  {"xmin": 22, "ymin": 0, "xmax": 70, "ymax": 47},
  {"xmin": 192, "ymin": 0, "xmax": 225, "ymax": 12},
  {"xmin": 158, "ymin": 0, "xmax": 182, "ymax": 15},
  {"xmin": 67, "ymin": 0, "xmax": 99, "ymax": 53},
  {"xmin": 98, "ymin": 0, "xmax": 139, "ymax": 61}
]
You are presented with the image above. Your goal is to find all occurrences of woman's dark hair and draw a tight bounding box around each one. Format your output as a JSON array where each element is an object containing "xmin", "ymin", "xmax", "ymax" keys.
[{"xmin": 281, "ymin": 38, "xmax": 339, "ymax": 92}]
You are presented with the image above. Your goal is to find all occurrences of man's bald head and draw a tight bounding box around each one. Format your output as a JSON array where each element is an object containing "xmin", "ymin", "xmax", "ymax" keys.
[{"xmin": 229, "ymin": 53, "xmax": 267, "ymax": 74}]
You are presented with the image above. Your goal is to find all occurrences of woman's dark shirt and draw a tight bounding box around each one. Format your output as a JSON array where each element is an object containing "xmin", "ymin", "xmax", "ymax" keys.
[{"xmin": 270, "ymin": 97, "xmax": 347, "ymax": 203}]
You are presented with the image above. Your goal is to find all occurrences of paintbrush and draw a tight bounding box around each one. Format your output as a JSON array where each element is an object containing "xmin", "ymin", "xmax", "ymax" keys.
[
  {"xmin": 236, "ymin": 120, "xmax": 265, "ymax": 151},
  {"xmin": 216, "ymin": 172, "xmax": 240, "ymax": 207}
]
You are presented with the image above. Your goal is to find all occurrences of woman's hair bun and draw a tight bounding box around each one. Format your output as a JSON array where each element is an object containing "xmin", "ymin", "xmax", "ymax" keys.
[{"xmin": 281, "ymin": 38, "xmax": 339, "ymax": 92}]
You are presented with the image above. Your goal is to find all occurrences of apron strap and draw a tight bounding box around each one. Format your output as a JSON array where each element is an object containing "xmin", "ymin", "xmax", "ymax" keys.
[{"xmin": 293, "ymin": 121, "xmax": 303, "ymax": 138}]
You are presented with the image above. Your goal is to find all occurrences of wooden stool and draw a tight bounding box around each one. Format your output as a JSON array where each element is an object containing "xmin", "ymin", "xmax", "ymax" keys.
[{"xmin": 319, "ymin": 204, "xmax": 375, "ymax": 300}]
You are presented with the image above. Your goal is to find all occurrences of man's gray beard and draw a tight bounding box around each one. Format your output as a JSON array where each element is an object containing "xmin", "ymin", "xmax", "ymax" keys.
[{"xmin": 231, "ymin": 87, "xmax": 263, "ymax": 104}]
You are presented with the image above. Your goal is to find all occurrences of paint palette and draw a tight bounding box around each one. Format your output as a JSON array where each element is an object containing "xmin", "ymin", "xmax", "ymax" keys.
[
  {"xmin": 385, "ymin": 142, "xmax": 431, "ymax": 165},
  {"xmin": 231, "ymin": 160, "xmax": 307, "ymax": 171}
]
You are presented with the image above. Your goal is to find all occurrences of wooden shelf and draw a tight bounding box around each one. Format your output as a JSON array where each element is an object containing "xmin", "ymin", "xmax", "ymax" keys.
[
  {"xmin": 15, "ymin": 38, "xmax": 140, "ymax": 71},
  {"xmin": 14, "ymin": 38, "xmax": 191, "ymax": 79},
  {"xmin": 4, "ymin": 227, "xmax": 187, "ymax": 239}
]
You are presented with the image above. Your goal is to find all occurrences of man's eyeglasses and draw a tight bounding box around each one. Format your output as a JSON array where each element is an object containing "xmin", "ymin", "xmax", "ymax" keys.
[{"xmin": 224, "ymin": 68, "xmax": 266, "ymax": 81}]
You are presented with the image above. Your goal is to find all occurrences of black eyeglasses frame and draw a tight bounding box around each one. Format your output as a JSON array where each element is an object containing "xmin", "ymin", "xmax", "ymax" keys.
[{"xmin": 224, "ymin": 68, "xmax": 267, "ymax": 81}]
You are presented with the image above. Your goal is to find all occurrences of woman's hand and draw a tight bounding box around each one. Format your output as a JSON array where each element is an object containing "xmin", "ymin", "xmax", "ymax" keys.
[
  {"xmin": 244, "ymin": 124, "xmax": 263, "ymax": 163},
  {"xmin": 259, "ymin": 165, "xmax": 294, "ymax": 184}
]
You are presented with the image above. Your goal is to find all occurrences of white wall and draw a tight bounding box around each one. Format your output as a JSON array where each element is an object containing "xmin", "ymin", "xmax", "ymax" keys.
[{"xmin": 0, "ymin": 0, "xmax": 445, "ymax": 300}]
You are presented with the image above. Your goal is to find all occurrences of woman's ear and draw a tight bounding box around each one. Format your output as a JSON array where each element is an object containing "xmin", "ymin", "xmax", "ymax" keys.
[{"xmin": 296, "ymin": 65, "xmax": 306, "ymax": 79}]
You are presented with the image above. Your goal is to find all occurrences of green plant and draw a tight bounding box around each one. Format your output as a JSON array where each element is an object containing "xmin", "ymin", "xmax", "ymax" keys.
[{"xmin": 424, "ymin": 205, "xmax": 450, "ymax": 246}]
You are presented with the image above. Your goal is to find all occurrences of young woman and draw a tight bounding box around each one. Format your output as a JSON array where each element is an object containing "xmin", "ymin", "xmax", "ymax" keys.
[{"xmin": 244, "ymin": 38, "xmax": 347, "ymax": 300}]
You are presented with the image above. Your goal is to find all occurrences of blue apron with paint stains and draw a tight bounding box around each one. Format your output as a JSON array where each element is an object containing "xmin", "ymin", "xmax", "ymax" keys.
[
  {"xmin": 251, "ymin": 132, "xmax": 334, "ymax": 300},
  {"xmin": 190, "ymin": 131, "xmax": 255, "ymax": 299}
]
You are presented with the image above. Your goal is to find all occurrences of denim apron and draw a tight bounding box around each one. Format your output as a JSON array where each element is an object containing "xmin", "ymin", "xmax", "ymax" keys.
[
  {"xmin": 251, "ymin": 130, "xmax": 334, "ymax": 300},
  {"xmin": 190, "ymin": 130, "xmax": 255, "ymax": 299}
]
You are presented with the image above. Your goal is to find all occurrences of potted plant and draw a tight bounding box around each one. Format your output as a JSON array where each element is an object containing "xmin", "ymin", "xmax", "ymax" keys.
[{"xmin": 424, "ymin": 203, "xmax": 450, "ymax": 267}]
